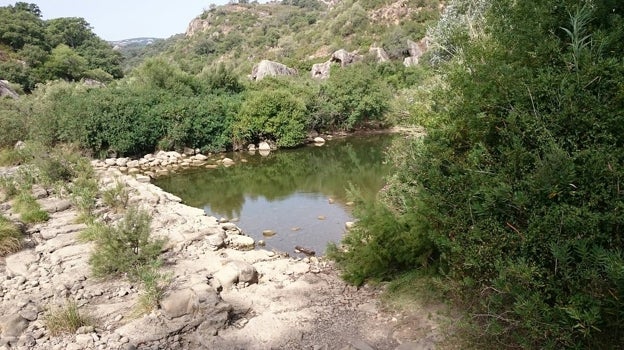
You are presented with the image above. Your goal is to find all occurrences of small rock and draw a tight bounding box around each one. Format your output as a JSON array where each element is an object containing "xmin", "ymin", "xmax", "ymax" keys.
[
  {"xmin": 135, "ymin": 175, "xmax": 151, "ymax": 183},
  {"xmin": 0, "ymin": 314, "xmax": 28, "ymax": 337},
  {"xmin": 207, "ymin": 232, "xmax": 226, "ymax": 251},
  {"xmin": 76, "ymin": 325, "xmax": 94, "ymax": 334},
  {"xmin": 317, "ymin": 215, "xmax": 326, "ymax": 220},
  {"xmin": 221, "ymin": 223, "xmax": 238, "ymax": 231},
  {"xmin": 75, "ymin": 334, "xmax": 93, "ymax": 347},
  {"xmin": 314, "ymin": 137, "xmax": 326, "ymax": 144},
  {"xmin": 222, "ymin": 158, "xmax": 235, "ymax": 167},
  {"xmin": 114, "ymin": 314, "xmax": 123, "ymax": 322},
  {"xmin": 262, "ymin": 230, "xmax": 276, "ymax": 237},
  {"xmin": 227, "ymin": 235, "xmax": 255, "ymax": 250}
]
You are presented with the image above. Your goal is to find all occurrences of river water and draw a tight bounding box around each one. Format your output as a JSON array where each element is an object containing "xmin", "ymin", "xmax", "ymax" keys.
[{"xmin": 154, "ymin": 134, "xmax": 395, "ymax": 255}]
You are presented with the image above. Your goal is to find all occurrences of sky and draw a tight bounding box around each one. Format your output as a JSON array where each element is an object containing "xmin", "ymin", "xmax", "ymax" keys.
[{"xmin": 0, "ymin": 0, "xmax": 230, "ymax": 41}]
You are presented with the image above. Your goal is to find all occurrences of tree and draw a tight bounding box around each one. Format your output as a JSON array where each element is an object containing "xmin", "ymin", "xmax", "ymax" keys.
[
  {"xmin": 43, "ymin": 44, "xmax": 88, "ymax": 81},
  {"xmin": 46, "ymin": 17, "xmax": 95, "ymax": 48},
  {"xmin": 0, "ymin": 3, "xmax": 47, "ymax": 50}
]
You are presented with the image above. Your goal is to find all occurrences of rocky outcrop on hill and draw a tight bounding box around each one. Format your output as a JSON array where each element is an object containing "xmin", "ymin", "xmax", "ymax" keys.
[
  {"xmin": 250, "ymin": 60, "xmax": 298, "ymax": 81},
  {"xmin": 249, "ymin": 60, "xmax": 297, "ymax": 81},
  {"xmin": 403, "ymin": 37, "xmax": 429, "ymax": 67},
  {"xmin": 311, "ymin": 60, "xmax": 332, "ymax": 79},
  {"xmin": 331, "ymin": 49, "xmax": 362, "ymax": 67},
  {"xmin": 311, "ymin": 49, "xmax": 362, "ymax": 80},
  {"xmin": 185, "ymin": 17, "xmax": 212, "ymax": 37},
  {"xmin": 369, "ymin": 46, "xmax": 390, "ymax": 63},
  {"xmin": 0, "ymin": 80, "xmax": 19, "ymax": 99}
]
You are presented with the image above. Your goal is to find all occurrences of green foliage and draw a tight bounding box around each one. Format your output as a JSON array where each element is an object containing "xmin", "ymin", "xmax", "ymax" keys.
[
  {"xmin": 0, "ymin": 3, "xmax": 122, "ymax": 91},
  {"xmin": 135, "ymin": 263, "xmax": 170, "ymax": 314},
  {"xmin": 101, "ymin": 180, "xmax": 130, "ymax": 213},
  {"xmin": 235, "ymin": 85, "xmax": 308, "ymax": 147},
  {"xmin": 329, "ymin": 198, "xmax": 435, "ymax": 286},
  {"xmin": 336, "ymin": 0, "xmax": 624, "ymax": 348},
  {"xmin": 89, "ymin": 206, "xmax": 165, "ymax": 279},
  {"xmin": 12, "ymin": 190, "xmax": 48, "ymax": 223},
  {"xmin": 309, "ymin": 63, "xmax": 392, "ymax": 130},
  {"xmin": 44, "ymin": 300, "xmax": 92, "ymax": 336},
  {"xmin": 0, "ymin": 214, "xmax": 22, "ymax": 256}
]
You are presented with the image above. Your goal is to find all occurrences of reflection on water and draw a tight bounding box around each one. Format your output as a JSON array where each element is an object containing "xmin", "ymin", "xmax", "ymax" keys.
[{"xmin": 154, "ymin": 134, "xmax": 395, "ymax": 255}]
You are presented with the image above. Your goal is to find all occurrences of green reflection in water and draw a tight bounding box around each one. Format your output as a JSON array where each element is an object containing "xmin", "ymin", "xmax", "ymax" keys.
[{"xmin": 154, "ymin": 134, "xmax": 395, "ymax": 254}]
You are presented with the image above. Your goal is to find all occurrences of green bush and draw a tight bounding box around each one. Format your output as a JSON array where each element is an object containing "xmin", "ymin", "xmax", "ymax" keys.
[
  {"xmin": 89, "ymin": 206, "xmax": 164, "ymax": 279},
  {"xmin": 13, "ymin": 190, "xmax": 48, "ymax": 223},
  {"xmin": 234, "ymin": 87, "xmax": 308, "ymax": 147},
  {"xmin": 309, "ymin": 63, "xmax": 392, "ymax": 131}
]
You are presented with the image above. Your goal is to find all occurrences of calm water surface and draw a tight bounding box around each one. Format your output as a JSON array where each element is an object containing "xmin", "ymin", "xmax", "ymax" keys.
[{"xmin": 154, "ymin": 134, "xmax": 395, "ymax": 255}]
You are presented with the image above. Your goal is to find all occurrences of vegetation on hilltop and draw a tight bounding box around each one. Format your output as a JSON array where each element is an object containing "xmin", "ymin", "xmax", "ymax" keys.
[
  {"xmin": 0, "ymin": 2, "xmax": 123, "ymax": 91},
  {"xmin": 120, "ymin": 0, "xmax": 440, "ymax": 74}
]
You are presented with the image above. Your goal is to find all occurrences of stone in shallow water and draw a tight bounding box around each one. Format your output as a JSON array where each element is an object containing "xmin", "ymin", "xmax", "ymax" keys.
[{"xmin": 262, "ymin": 230, "xmax": 276, "ymax": 237}]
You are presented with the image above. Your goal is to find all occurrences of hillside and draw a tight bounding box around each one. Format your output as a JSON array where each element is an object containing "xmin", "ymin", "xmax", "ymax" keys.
[
  {"xmin": 124, "ymin": 0, "xmax": 442, "ymax": 75},
  {"xmin": 0, "ymin": 3, "xmax": 123, "ymax": 92}
]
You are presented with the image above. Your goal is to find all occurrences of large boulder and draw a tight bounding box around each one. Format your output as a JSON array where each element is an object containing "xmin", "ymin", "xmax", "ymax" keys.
[
  {"xmin": 250, "ymin": 60, "xmax": 297, "ymax": 81},
  {"xmin": 311, "ymin": 61, "xmax": 331, "ymax": 79},
  {"xmin": 404, "ymin": 37, "xmax": 429, "ymax": 67},
  {"xmin": 0, "ymin": 80, "xmax": 19, "ymax": 99},
  {"xmin": 212, "ymin": 260, "xmax": 258, "ymax": 289},
  {"xmin": 160, "ymin": 288, "xmax": 200, "ymax": 319},
  {"xmin": 369, "ymin": 46, "xmax": 390, "ymax": 63},
  {"xmin": 330, "ymin": 49, "xmax": 362, "ymax": 67}
]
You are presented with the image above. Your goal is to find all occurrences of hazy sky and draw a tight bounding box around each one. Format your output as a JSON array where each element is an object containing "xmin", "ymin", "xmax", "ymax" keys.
[{"xmin": 0, "ymin": 0, "xmax": 230, "ymax": 41}]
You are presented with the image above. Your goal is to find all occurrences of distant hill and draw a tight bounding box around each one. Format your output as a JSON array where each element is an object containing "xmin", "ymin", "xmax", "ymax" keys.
[
  {"xmin": 110, "ymin": 37, "xmax": 162, "ymax": 50},
  {"xmin": 122, "ymin": 0, "xmax": 443, "ymax": 75}
]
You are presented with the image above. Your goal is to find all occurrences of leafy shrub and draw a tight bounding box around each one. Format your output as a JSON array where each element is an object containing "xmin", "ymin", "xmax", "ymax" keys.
[
  {"xmin": 234, "ymin": 87, "xmax": 308, "ymax": 147},
  {"xmin": 309, "ymin": 63, "xmax": 392, "ymax": 131},
  {"xmin": 101, "ymin": 180, "xmax": 130, "ymax": 213},
  {"xmin": 335, "ymin": 1, "xmax": 624, "ymax": 348},
  {"xmin": 89, "ymin": 206, "xmax": 164, "ymax": 279}
]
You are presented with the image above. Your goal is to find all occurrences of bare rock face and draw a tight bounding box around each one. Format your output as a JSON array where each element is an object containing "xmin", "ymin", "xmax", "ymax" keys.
[
  {"xmin": 185, "ymin": 17, "xmax": 212, "ymax": 37},
  {"xmin": 403, "ymin": 56, "xmax": 420, "ymax": 67},
  {"xmin": 330, "ymin": 49, "xmax": 362, "ymax": 67},
  {"xmin": 312, "ymin": 49, "xmax": 362, "ymax": 79},
  {"xmin": 404, "ymin": 37, "xmax": 429, "ymax": 67},
  {"xmin": 311, "ymin": 61, "xmax": 331, "ymax": 79},
  {"xmin": 0, "ymin": 80, "xmax": 19, "ymax": 99},
  {"xmin": 369, "ymin": 46, "xmax": 390, "ymax": 63},
  {"xmin": 250, "ymin": 60, "xmax": 297, "ymax": 81}
]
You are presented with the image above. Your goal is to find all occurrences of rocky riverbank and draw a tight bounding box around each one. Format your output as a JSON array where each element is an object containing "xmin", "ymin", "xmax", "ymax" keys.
[{"xmin": 0, "ymin": 167, "xmax": 444, "ymax": 350}]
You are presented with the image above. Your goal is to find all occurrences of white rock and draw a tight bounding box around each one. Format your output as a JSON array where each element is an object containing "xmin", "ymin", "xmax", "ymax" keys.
[
  {"xmin": 314, "ymin": 137, "xmax": 326, "ymax": 144},
  {"xmin": 258, "ymin": 142, "xmax": 271, "ymax": 151},
  {"xmin": 227, "ymin": 235, "xmax": 255, "ymax": 250}
]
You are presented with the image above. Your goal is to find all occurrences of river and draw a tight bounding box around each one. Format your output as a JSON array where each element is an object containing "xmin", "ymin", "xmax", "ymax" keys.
[{"xmin": 154, "ymin": 134, "xmax": 395, "ymax": 255}]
